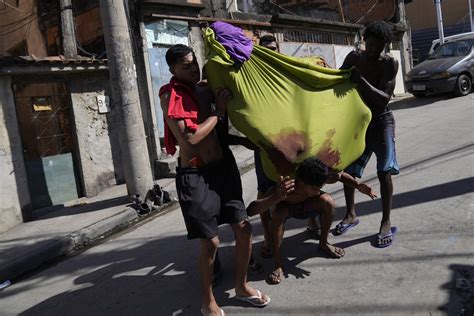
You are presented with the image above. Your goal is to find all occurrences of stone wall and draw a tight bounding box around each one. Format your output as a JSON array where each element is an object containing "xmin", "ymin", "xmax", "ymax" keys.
[
  {"xmin": 68, "ymin": 73, "xmax": 125, "ymax": 197},
  {"xmin": 0, "ymin": 77, "xmax": 32, "ymax": 233}
]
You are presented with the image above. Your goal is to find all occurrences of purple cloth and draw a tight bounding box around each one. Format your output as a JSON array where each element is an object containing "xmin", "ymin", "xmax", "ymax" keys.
[{"xmin": 210, "ymin": 21, "xmax": 253, "ymax": 64}]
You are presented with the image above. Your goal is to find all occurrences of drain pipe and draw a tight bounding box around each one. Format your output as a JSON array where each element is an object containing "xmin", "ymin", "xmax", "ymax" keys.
[{"xmin": 242, "ymin": 0, "xmax": 249, "ymax": 13}]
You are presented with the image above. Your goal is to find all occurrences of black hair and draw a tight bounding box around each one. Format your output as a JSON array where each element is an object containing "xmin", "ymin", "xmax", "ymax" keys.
[
  {"xmin": 259, "ymin": 35, "xmax": 277, "ymax": 46},
  {"xmin": 165, "ymin": 44, "xmax": 194, "ymax": 67},
  {"xmin": 363, "ymin": 21, "xmax": 393, "ymax": 44},
  {"xmin": 296, "ymin": 157, "xmax": 329, "ymax": 187}
]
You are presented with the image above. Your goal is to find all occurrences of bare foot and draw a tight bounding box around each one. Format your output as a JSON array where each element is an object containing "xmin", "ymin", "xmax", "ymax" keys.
[
  {"xmin": 267, "ymin": 267, "xmax": 283, "ymax": 285},
  {"xmin": 380, "ymin": 221, "xmax": 391, "ymax": 236},
  {"xmin": 320, "ymin": 243, "xmax": 345, "ymax": 258}
]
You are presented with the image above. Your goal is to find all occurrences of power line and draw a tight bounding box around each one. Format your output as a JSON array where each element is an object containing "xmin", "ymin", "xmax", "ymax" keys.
[
  {"xmin": 1, "ymin": 0, "xmax": 26, "ymax": 12},
  {"xmin": 354, "ymin": 0, "xmax": 379, "ymax": 24},
  {"xmin": 0, "ymin": 15, "xmax": 37, "ymax": 36},
  {"xmin": 270, "ymin": 0, "xmax": 298, "ymax": 16}
]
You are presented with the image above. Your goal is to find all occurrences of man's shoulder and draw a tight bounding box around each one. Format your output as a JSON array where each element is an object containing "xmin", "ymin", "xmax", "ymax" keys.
[{"xmin": 345, "ymin": 50, "xmax": 362, "ymax": 62}]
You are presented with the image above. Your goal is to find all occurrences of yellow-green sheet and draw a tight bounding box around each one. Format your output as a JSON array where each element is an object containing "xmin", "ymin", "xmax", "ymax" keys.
[{"xmin": 204, "ymin": 28, "xmax": 371, "ymax": 180}]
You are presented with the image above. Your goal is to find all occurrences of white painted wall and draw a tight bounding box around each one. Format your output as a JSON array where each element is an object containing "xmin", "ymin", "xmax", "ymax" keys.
[{"xmin": 279, "ymin": 42, "xmax": 407, "ymax": 95}]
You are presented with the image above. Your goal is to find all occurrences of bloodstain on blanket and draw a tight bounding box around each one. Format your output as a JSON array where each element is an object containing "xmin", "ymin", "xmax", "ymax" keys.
[
  {"xmin": 316, "ymin": 129, "xmax": 341, "ymax": 167},
  {"xmin": 261, "ymin": 130, "xmax": 310, "ymax": 175}
]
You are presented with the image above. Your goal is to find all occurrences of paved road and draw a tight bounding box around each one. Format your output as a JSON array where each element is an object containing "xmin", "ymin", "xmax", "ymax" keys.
[{"xmin": 1, "ymin": 94, "xmax": 473, "ymax": 316}]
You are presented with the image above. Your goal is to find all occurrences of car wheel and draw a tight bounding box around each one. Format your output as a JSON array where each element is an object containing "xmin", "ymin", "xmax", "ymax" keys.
[
  {"xmin": 413, "ymin": 92, "xmax": 426, "ymax": 98},
  {"xmin": 454, "ymin": 74, "xmax": 472, "ymax": 96}
]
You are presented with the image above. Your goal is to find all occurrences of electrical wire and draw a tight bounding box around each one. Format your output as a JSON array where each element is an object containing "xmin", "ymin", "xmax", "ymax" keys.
[
  {"xmin": 269, "ymin": 0, "xmax": 298, "ymax": 16},
  {"xmin": 1, "ymin": 0, "xmax": 26, "ymax": 12},
  {"xmin": 354, "ymin": 0, "xmax": 379, "ymax": 24},
  {"xmin": 0, "ymin": 12, "xmax": 35, "ymax": 28},
  {"xmin": 0, "ymin": 15, "xmax": 37, "ymax": 36}
]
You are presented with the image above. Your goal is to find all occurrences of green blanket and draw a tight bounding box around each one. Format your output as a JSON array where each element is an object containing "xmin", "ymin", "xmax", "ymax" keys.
[{"xmin": 204, "ymin": 28, "xmax": 371, "ymax": 181}]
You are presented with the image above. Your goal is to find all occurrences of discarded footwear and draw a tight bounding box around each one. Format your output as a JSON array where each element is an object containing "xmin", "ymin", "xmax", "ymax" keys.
[
  {"xmin": 333, "ymin": 219, "xmax": 360, "ymax": 236},
  {"xmin": 201, "ymin": 308, "xmax": 224, "ymax": 316},
  {"xmin": 375, "ymin": 227, "xmax": 398, "ymax": 248},
  {"xmin": 235, "ymin": 289, "xmax": 271, "ymax": 307},
  {"xmin": 267, "ymin": 268, "xmax": 283, "ymax": 285}
]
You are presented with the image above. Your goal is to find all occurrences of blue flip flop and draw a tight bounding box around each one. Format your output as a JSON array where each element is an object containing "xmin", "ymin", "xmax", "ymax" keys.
[
  {"xmin": 375, "ymin": 227, "xmax": 398, "ymax": 248},
  {"xmin": 333, "ymin": 219, "xmax": 360, "ymax": 236}
]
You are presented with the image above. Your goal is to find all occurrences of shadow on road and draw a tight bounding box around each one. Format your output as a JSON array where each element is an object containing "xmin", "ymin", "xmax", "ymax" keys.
[
  {"xmin": 333, "ymin": 177, "xmax": 474, "ymax": 222},
  {"xmin": 390, "ymin": 94, "xmax": 451, "ymax": 111},
  {"xmin": 438, "ymin": 264, "xmax": 474, "ymax": 315}
]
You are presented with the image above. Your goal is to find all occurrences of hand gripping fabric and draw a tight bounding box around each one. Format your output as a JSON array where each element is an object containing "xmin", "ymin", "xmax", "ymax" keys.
[{"xmin": 204, "ymin": 26, "xmax": 371, "ymax": 181}]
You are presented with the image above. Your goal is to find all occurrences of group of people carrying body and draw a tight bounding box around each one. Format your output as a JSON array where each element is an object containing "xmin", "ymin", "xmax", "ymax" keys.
[{"xmin": 159, "ymin": 20, "xmax": 399, "ymax": 316}]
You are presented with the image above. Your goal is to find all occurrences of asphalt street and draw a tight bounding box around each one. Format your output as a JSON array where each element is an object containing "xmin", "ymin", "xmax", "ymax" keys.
[{"xmin": 0, "ymin": 94, "xmax": 473, "ymax": 316}]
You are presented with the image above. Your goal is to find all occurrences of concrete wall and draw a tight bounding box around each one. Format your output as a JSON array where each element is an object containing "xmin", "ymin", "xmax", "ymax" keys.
[
  {"xmin": 0, "ymin": 77, "xmax": 32, "ymax": 233},
  {"xmin": 68, "ymin": 73, "xmax": 125, "ymax": 197}
]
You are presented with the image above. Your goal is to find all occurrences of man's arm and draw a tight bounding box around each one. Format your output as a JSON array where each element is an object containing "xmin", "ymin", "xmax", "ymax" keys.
[
  {"xmin": 227, "ymin": 134, "xmax": 259, "ymax": 151},
  {"xmin": 351, "ymin": 58, "xmax": 399, "ymax": 113},
  {"xmin": 246, "ymin": 176, "xmax": 295, "ymax": 216},
  {"xmin": 330, "ymin": 171, "xmax": 377, "ymax": 199}
]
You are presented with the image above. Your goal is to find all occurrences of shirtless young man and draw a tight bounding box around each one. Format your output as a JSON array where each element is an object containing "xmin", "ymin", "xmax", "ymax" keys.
[
  {"xmin": 159, "ymin": 44, "xmax": 270, "ymax": 316},
  {"xmin": 246, "ymin": 157, "xmax": 377, "ymax": 284},
  {"xmin": 336, "ymin": 21, "xmax": 400, "ymax": 247}
]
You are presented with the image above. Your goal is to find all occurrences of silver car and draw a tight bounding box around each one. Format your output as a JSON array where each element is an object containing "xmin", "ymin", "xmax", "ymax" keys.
[{"xmin": 406, "ymin": 39, "xmax": 474, "ymax": 97}]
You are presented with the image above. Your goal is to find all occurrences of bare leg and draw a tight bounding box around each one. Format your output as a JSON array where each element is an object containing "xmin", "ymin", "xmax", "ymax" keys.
[
  {"xmin": 231, "ymin": 220, "xmax": 270, "ymax": 304},
  {"xmin": 269, "ymin": 207, "xmax": 287, "ymax": 284},
  {"xmin": 316, "ymin": 194, "xmax": 345, "ymax": 258},
  {"xmin": 200, "ymin": 237, "xmax": 222, "ymax": 315},
  {"xmin": 342, "ymin": 184, "xmax": 358, "ymax": 224},
  {"xmin": 258, "ymin": 191, "xmax": 273, "ymax": 256},
  {"xmin": 378, "ymin": 171, "xmax": 393, "ymax": 236}
]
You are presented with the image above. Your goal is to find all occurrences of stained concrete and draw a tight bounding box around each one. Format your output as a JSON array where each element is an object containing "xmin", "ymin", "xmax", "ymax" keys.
[
  {"xmin": 68, "ymin": 74, "xmax": 125, "ymax": 197},
  {"xmin": 0, "ymin": 76, "xmax": 32, "ymax": 233}
]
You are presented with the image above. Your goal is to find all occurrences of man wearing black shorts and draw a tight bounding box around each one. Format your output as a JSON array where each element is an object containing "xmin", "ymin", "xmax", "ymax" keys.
[{"xmin": 160, "ymin": 45, "xmax": 270, "ymax": 316}]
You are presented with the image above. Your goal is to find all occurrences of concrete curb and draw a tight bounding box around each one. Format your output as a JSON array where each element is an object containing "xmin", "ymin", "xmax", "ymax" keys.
[{"xmin": 0, "ymin": 208, "xmax": 139, "ymax": 282}]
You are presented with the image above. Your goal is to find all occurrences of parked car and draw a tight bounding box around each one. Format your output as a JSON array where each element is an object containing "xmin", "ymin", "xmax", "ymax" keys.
[
  {"xmin": 428, "ymin": 32, "xmax": 474, "ymax": 55},
  {"xmin": 406, "ymin": 39, "xmax": 474, "ymax": 97}
]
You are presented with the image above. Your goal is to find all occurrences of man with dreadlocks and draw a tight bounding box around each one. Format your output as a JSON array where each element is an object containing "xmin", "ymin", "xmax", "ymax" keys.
[{"xmin": 335, "ymin": 21, "xmax": 400, "ymax": 248}]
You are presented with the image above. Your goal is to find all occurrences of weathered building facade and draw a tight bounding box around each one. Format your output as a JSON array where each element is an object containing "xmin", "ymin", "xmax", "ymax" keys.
[
  {"xmin": 0, "ymin": 0, "xmax": 124, "ymax": 233},
  {"xmin": 1, "ymin": 0, "xmax": 409, "ymax": 233}
]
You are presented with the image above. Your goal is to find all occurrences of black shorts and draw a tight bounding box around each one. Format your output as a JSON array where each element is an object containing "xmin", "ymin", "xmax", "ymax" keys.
[{"xmin": 176, "ymin": 159, "xmax": 247, "ymax": 240}]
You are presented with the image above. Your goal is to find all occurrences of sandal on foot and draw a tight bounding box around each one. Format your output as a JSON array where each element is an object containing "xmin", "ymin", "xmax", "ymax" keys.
[
  {"xmin": 267, "ymin": 269, "xmax": 283, "ymax": 285},
  {"xmin": 201, "ymin": 308, "xmax": 224, "ymax": 316},
  {"xmin": 333, "ymin": 219, "xmax": 359, "ymax": 236},
  {"xmin": 375, "ymin": 227, "xmax": 398, "ymax": 248},
  {"xmin": 235, "ymin": 289, "xmax": 271, "ymax": 307}
]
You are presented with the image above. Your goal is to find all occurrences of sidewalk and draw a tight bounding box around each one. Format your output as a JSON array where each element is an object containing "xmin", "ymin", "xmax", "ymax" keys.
[{"xmin": 0, "ymin": 146, "xmax": 255, "ymax": 285}]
